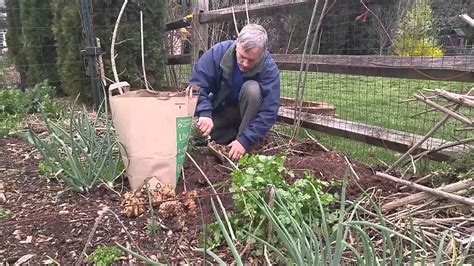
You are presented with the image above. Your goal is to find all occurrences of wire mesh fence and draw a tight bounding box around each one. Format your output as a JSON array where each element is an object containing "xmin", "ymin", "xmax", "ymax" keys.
[
  {"xmin": 0, "ymin": 0, "xmax": 472, "ymax": 164},
  {"xmin": 195, "ymin": 0, "xmax": 473, "ymax": 164}
]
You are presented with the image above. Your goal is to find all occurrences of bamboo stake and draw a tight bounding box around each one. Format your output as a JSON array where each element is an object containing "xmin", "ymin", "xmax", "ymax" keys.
[
  {"xmin": 376, "ymin": 172, "xmax": 474, "ymax": 207},
  {"xmin": 413, "ymin": 94, "xmax": 473, "ymax": 126}
]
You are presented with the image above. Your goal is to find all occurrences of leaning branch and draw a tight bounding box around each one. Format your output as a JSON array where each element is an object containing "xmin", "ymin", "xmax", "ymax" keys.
[
  {"xmin": 413, "ymin": 94, "xmax": 473, "ymax": 126},
  {"xmin": 376, "ymin": 172, "xmax": 474, "ymax": 207}
]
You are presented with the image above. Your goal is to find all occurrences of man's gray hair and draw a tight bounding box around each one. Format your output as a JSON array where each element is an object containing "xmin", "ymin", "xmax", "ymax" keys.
[{"xmin": 237, "ymin": 24, "xmax": 268, "ymax": 51}]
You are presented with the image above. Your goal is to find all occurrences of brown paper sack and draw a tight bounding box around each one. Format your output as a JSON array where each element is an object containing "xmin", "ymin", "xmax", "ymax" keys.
[{"xmin": 109, "ymin": 82, "xmax": 198, "ymax": 191}]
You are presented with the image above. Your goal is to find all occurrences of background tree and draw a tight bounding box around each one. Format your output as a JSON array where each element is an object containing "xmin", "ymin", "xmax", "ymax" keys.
[
  {"xmin": 92, "ymin": 0, "xmax": 168, "ymax": 90},
  {"xmin": 393, "ymin": 0, "xmax": 444, "ymax": 56},
  {"xmin": 366, "ymin": 0, "xmax": 411, "ymax": 55},
  {"xmin": 20, "ymin": 0, "xmax": 60, "ymax": 90},
  {"xmin": 5, "ymin": 0, "xmax": 28, "ymax": 90},
  {"xmin": 52, "ymin": 0, "xmax": 86, "ymax": 97}
]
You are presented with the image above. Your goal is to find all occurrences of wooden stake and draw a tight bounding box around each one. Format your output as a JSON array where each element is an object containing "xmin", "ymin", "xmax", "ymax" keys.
[
  {"xmin": 376, "ymin": 172, "xmax": 474, "ymax": 207},
  {"xmin": 96, "ymin": 38, "xmax": 106, "ymax": 86}
]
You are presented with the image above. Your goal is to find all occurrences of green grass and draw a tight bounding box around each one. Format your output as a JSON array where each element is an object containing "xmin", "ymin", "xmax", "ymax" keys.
[{"xmin": 280, "ymin": 71, "xmax": 473, "ymax": 164}]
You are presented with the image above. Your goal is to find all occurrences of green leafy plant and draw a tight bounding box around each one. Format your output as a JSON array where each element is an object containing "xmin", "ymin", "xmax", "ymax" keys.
[
  {"xmin": 86, "ymin": 245, "xmax": 123, "ymax": 266},
  {"xmin": 0, "ymin": 208, "xmax": 12, "ymax": 219},
  {"xmin": 28, "ymin": 102, "xmax": 124, "ymax": 192},
  {"xmin": 37, "ymin": 161, "xmax": 55, "ymax": 179},
  {"xmin": 206, "ymin": 173, "xmax": 472, "ymax": 265},
  {"xmin": 0, "ymin": 81, "xmax": 62, "ymax": 135},
  {"xmin": 231, "ymin": 155, "xmax": 335, "ymax": 225},
  {"xmin": 203, "ymin": 155, "xmax": 336, "ymax": 249}
]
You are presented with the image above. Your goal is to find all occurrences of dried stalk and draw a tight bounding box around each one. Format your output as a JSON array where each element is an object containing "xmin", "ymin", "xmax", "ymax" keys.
[
  {"xmin": 304, "ymin": 129, "xmax": 329, "ymax": 152},
  {"xmin": 410, "ymin": 137, "xmax": 474, "ymax": 162},
  {"xmin": 110, "ymin": 0, "xmax": 128, "ymax": 83},
  {"xmin": 245, "ymin": 0, "xmax": 250, "ymax": 24},
  {"xmin": 292, "ymin": 0, "xmax": 329, "ymax": 139},
  {"xmin": 77, "ymin": 207, "xmax": 146, "ymax": 265},
  {"xmin": 140, "ymin": 11, "xmax": 150, "ymax": 91},
  {"xmin": 344, "ymin": 156, "xmax": 360, "ymax": 181},
  {"xmin": 231, "ymin": 6, "xmax": 239, "ymax": 35},
  {"xmin": 291, "ymin": 0, "xmax": 320, "ymax": 138},
  {"xmin": 410, "ymin": 102, "xmax": 457, "ymax": 118}
]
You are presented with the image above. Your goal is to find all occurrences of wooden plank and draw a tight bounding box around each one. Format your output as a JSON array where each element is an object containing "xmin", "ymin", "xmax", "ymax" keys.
[
  {"xmin": 277, "ymin": 107, "xmax": 470, "ymax": 161},
  {"xmin": 192, "ymin": 0, "xmax": 209, "ymax": 62},
  {"xmin": 199, "ymin": 0, "xmax": 311, "ymax": 24},
  {"xmin": 166, "ymin": 54, "xmax": 192, "ymax": 65},
  {"xmin": 272, "ymin": 54, "xmax": 474, "ymax": 82}
]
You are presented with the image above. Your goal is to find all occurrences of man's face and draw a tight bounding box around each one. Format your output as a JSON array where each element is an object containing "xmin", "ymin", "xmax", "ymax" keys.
[{"xmin": 236, "ymin": 44, "xmax": 263, "ymax": 73}]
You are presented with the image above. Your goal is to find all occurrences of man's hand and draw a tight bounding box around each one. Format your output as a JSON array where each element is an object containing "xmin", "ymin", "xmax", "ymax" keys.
[
  {"xmin": 196, "ymin": 117, "xmax": 214, "ymax": 137},
  {"xmin": 228, "ymin": 140, "xmax": 246, "ymax": 161}
]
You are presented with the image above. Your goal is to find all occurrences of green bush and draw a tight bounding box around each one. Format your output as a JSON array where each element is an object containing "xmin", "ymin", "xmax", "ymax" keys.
[
  {"xmin": 393, "ymin": 0, "xmax": 444, "ymax": 56},
  {"xmin": 0, "ymin": 81, "xmax": 61, "ymax": 135},
  {"xmin": 394, "ymin": 38, "xmax": 444, "ymax": 56}
]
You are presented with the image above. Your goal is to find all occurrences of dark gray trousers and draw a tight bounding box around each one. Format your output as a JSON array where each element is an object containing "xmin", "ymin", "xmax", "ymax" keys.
[{"xmin": 211, "ymin": 80, "xmax": 262, "ymax": 145}]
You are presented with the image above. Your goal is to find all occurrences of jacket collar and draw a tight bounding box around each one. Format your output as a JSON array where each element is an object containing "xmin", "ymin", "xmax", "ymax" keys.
[{"xmin": 220, "ymin": 41, "xmax": 265, "ymax": 79}]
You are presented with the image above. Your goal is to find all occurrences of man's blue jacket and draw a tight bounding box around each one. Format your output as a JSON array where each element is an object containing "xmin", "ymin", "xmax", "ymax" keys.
[{"xmin": 190, "ymin": 40, "xmax": 280, "ymax": 150}]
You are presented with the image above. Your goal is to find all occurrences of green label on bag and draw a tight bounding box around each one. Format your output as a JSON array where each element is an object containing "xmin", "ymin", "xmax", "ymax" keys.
[{"xmin": 176, "ymin": 116, "xmax": 193, "ymax": 182}]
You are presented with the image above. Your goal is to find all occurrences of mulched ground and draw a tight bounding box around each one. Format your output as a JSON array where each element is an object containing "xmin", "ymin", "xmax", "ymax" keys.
[{"xmin": 0, "ymin": 133, "xmax": 407, "ymax": 264}]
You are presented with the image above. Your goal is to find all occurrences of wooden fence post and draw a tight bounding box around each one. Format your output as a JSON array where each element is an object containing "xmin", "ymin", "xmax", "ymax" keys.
[{"xmin": 192, "ymin": 0, "xmax": 209, "ymax": 63}]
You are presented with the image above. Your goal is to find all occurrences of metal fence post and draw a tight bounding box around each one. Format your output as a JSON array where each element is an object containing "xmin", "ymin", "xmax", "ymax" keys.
[{"xmin": 80, "ymin": 0, "xmax": 103, "ymax": 110}]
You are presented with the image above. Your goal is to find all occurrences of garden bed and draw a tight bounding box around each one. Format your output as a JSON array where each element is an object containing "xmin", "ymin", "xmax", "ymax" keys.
[{"xmin": 0, "ymin": 132, "xmax": 411, "ymax": 264}]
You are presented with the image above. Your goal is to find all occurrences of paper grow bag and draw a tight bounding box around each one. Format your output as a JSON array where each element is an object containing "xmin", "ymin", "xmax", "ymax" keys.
[{"xmin": 108, "ymin": 82, "xmax": 198, "ymax": 191}]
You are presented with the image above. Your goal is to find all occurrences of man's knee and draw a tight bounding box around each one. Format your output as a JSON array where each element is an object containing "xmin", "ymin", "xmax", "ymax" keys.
[{"xmin": 240, "ymin": 80, "xmax": 261, "ymax": 100}]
